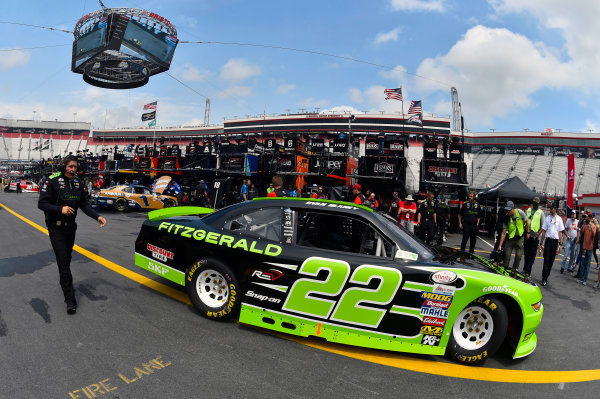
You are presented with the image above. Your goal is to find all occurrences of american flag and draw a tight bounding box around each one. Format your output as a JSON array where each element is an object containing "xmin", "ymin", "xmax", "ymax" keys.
[
  {"xmin": 143, "ymin": 101, "xmax": 158, "ymax": 110},
  {"xmin": 384, "ymin": 87, "xmax": 403, "ymax": 101},
  {"xmin": 407, "ymin": 100, "xmax": 422, "ymax": 126}
]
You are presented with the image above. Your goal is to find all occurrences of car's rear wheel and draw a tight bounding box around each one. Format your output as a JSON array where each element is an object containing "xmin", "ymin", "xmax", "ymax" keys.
[
  {"xmin": 164, "ymin": 198, "xmax": 176, "ymax": 208},
  {"xmin": 114, "ymin": 198, "xmax": 127, "ymax": 212},
  {"xmin": 186, "ymin": 258, "xmax": 240, "ymax": 320},
  {"xmin": 446, "ymin": 296, "xmax": 508, "ymax": 364}
]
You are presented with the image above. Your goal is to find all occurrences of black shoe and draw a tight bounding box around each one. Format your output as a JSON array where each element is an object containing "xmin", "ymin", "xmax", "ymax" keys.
[
  {"xmin": 567, "ymin": 268, "xmax": 574, "ymax": 273},
  {"xmin": 66, "ymin": 299, "xmax": 77, "ymax": 315},
  {"xmin": 541, "ymin": 280, "xmax": 547, "ymax": 286},
  {"xmin": 560, "ymin": 269, "xmax": 564, "ymax": 274}
]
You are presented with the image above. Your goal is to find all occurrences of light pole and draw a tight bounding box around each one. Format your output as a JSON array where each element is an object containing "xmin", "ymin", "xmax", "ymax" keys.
[{"xmin": 73, "ymin": 112, "xmax": 77, "ymax": 122}]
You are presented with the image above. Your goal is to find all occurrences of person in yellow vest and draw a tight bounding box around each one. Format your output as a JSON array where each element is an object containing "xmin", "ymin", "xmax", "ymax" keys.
[
  {"xmin": 498, "ymin": 201, "xmax": 531, "ymax": 270},
  {"xmin": 523, "ymin": 197, "xmax": 545, "ymax": 275}
]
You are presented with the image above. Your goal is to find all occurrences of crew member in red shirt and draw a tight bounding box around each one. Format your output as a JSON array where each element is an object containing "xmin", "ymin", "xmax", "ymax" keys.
[
  {"xmin": 399, "ymin": 194, "xmax": 417, "ymax": 234},
  {"xmin": 267, "ymin": 175, "xmax": 289, "ymax": 197},
  {"xmin": 312, "ymin": 186, "xmax": 326, "ymax": 199},
  {"xmin": 352, "ymin": 184, "xmax": 366, "ymax": 204}
]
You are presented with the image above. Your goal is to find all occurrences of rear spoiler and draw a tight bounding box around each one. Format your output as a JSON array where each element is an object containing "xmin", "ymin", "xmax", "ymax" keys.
[{"xmin": 148, "ymin": 206, "xmax": 214, "ymax": 222}]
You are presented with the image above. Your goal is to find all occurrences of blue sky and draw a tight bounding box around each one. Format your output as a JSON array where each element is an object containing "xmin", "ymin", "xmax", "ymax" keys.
[{"xmin": 1, "ymin": 0, "xmax": 599, "ymax": 133}]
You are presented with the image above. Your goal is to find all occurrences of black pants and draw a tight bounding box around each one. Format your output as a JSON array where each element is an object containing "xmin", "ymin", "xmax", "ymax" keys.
[
  {"xmin": 461, "ymin": 224, "xmax": 478, "ymax": 253},
  {"xmin": 48, "ymin": 223, "xmax": 77, "ymax": 302},
  {"xmin": 420, "ymin": 220, "xmax": 436, "ymax": 245},
  {"xmin": 523, "ymin": 235, "xmax": 539, "ymax": 275},
  {"xmin": 493, "ymin": 227, "xmax": 503, "ymax": 251},
  {"xmin": 436, "ymin": 220, "xmax": 447, "ymax": 245},
  {"xmin": 542, "ymin": 238, "xmax": 558, "ymax": 281}
]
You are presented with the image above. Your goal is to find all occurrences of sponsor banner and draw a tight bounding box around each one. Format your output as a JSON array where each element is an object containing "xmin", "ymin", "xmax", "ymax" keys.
[
  {"xmin": 420, "ymin": 306, "xmax": 450, "ymax": 319},
  {"xmin": 420, "ymin": 291, "xmax": 453, "ymax": 302},
  {"xmin": 422, "ymin": 316, "xmax": 447, "ymax": 327},
  {"xmin": 331, "ymin": 139, "xmax": 348, "ymax": 152},
  {"xmin": 421, "ymin": 334, "xmax": 441, "ymax": 346},
  {"xmin": 365, "ymin": 140, "xmax": 379, "ymax": 155},
  {"xmin": 482, "ymin": 285, "xmax": 519, "ymax": 297},
  {"xmin": 431, "ymin": 270, "xmax": 458, "ymax": 284},
  {"xmin": 134, "ymin": 253, "xmax": 185, "ymax": 286},
  {"xmin": 423, "ymin": 299, "xmax": 451, "ymax": 309},
  {"xmin": 432, "ymin": 284, "xmax": 455, "ymax": 296},
  {"xmin": 147, "ymin": 243, "xmax": 174, "ymax": 262},
  {"xmin": 420, "ymin": 325, "xmax": 444, "ymax": 336},
  {"xmin": 310, "ymin": 139, "xmax": 325, "ymax": 153},
  {"xmin": 422, "ymin": 160, "xmax": 465, "ymax": 184}
]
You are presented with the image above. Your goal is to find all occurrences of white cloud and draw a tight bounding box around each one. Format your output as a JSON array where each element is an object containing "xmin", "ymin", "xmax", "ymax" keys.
[
  {"xmin": 379, "ymin": 65, "xmax": 407, "ymax": 83},
  {"xmin": 297, "ymin": 98, "xmax": 330, "ymax": 108},
  {"xmin": 321, "ymin": 105, "xmax": 362, "ymax": 115},
  {"xmin": 375, "ymin": 28, "xmax": 401, "ymax": 44},
  {"xmin": 216, "ymin": 86, "xmax": 252, "ymax": 99},
  {"xmin": 176, "ymin": 63, "xmax": 213, "ymax": 82},
  {"xmin": 390, "ymin": 0, "xmax": 445, "ymax": 12},
  {"xmin": 0, "ymin": 49, "xmax": 31, "ymax": 70},
  {"xmin": 349, "ymin": 88, "xmax": 364, "ymax": 103},
  {"xmin": 276, "ymin": 83, "xmax": 296, "ymax": 94},
  {"xmin": 414, "ymin": 25, "xmax": 572, "ymax": 126},
  {"xmin": 220, "ymin": 59, "xmax": 262, "ymax": 83}
]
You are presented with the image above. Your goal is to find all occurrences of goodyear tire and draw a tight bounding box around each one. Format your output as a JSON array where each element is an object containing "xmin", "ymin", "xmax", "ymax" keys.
[
  {"xmin": 186, "ymin": 258, "xmax": 240, "ymax": 320},
  {"xmin": 114, "ymin": 197, "xmax": 127, "ymax": 212},
  {"xmin": 446, "ymin": 296, "xmax": 508, "ymax": 364},
  {"xmin": 164, "ymin": 199, "xmax": 176, "ymax": 208}
]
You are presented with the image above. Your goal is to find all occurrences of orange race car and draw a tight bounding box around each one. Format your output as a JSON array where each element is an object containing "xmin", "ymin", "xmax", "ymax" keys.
[{"xmin": 92, "ymin": 184, "xmax": 178, "ymax": 212}]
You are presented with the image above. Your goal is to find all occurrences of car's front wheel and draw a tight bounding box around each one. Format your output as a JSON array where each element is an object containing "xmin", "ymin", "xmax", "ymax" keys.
[
  {"xmin": 446, "ymin": 296, "xmax": 508, "ymax": 364},
  {"xmin": 164, "ymin": 198, "xmax": 176, "ymax": 208},
  {"xmin": 186, "ymin": 258, "xmax": 240, "ymax": 320}
]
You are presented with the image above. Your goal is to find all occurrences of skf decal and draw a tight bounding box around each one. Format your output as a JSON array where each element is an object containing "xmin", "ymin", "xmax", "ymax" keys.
[
  {"xmin": 420, "ymin": 325, "xmax": 443, "ymax": 336},
  {"xmin": 147, "ymin": 244, "xmax": 174, "ymax": 262},
  {"xmin": 252, "ymin": 269, "xmax": 284, "ymax": 281}
]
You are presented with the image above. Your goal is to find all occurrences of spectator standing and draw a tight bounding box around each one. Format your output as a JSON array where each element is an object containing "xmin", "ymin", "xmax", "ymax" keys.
[
  {"xmin": 577, "ymin": 213, "xmax": 596, "ymax": 285},
  {"xmin": 523, "ymin": 197, "xmax": 545, "ymax": 275},
  {"xmin": 194, "ymin": 180, "xmax": 209, "ymax": 206},
  {"xmin": 248, "ymin": 183, "xmax": 258, "ymax": 200},
  {"xmin": 266, "ymin": 183, "xmax": 274, "ymax": 195},
  {"xmin": 459, "ymin": 191, "xmax": 481, "ymax": 253},
  {"xmin": 436, "ymin": 198, "xmax": 450, "ymax": 244},
  {"xmin": 417, "ymin": 191, "xmax": 437, "ymax": 245},
  {"xmin": 537, "ymin": 204, "xmax": 565, "ymax": 286},
  {"xmin": 561, "ymin": 210, "xmax": 579, "ymax": 273},
  {"xmin": 388, "ymin": 192, "xmax": 401, "ymax": 219},
  {"xmin": 288, "ymin": 184, "xmax": 299, "ymax": 197},
  {"xmin": 240, "ymin": 179, "xmax": 249, "ymax": 201},
  {"xmin": 498, "ymin": 201, "xmax": 531, "ymax": 271},
  {"xmin": 351, "ymin": 184, "xmax": 366, "ymax": 205},
  {"xmin": 267, "ymin": 175, "xmax": 288, "ymax": 197},
  {"xmin": 15, "ymin": 177, "xmax": 22, "ymax": 194},
  {"xmin": 312, "ymin": 186, "xmax": 326, "ymax": 199},
  {"xmin": 493, "ymin": 201, "xmax": 507, "ymax": 251},
  {"xmin": 399, "ymin": 194, "xmax": 417, "ymax": 234}
]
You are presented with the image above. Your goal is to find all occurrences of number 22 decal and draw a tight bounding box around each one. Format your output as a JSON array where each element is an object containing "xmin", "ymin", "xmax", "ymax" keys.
[{"xmin": 281, "ymin": 257, "xmax": 402, "ymax": 328}]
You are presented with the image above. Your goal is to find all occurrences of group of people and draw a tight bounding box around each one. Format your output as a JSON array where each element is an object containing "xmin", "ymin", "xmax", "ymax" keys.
[{"xmin": 495, "ymin": 197, "xmax": 599, "ymax": 287}]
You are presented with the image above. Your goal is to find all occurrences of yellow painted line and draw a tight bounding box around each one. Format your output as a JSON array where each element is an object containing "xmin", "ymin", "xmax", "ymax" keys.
[
  {"xmin": 0, "ymin": 202, "xmax": 190, "ymax": 305},
  {"xmin": 3, "ymin": 201, "xmax": 599, "ymax": 383}
]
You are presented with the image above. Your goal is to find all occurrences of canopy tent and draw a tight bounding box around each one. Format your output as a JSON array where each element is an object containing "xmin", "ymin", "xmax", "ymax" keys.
[{"xmin": 477, "ymin": 176, "xmax": 546, "ymax": 204}]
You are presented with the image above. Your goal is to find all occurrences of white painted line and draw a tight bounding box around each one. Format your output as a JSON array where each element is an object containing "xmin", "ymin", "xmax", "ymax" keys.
[{"xmin": 478, "ymin": 236, "xmax": 494, "ymax": 249}]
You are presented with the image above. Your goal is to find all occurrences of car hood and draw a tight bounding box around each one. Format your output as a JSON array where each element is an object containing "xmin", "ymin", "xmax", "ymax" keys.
[{"xmin": 428, "ymin": 246, "xmax": 533, "ymax": 284}]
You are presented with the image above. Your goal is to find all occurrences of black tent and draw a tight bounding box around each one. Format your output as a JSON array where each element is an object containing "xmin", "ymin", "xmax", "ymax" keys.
[{"xmin": 477, "ymin": 176, "xmax": 546, "ymax": 204}]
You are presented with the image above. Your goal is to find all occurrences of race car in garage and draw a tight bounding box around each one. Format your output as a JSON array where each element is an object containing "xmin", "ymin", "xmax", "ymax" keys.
[
  {"xmin": 93, "ymin": 184, "xmax": 178, "ymax": 211},
  {"xmin": 134, "ymin": 198, "xmax": 543, "ymax": 364},
  {"xmin": 8, "ymin": 180, "xmax": 39, "ymax": 193}
]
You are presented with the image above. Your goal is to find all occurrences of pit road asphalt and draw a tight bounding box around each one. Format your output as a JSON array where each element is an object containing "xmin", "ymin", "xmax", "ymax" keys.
[{"xmin": 0, "ymin": 191, "xmax": 599, "ymax": 399}]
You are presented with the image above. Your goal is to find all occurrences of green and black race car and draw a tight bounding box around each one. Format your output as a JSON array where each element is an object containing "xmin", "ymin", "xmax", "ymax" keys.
[{"xmin": 134, "ymin": 198, "xmax": 543, "ymax": 364}]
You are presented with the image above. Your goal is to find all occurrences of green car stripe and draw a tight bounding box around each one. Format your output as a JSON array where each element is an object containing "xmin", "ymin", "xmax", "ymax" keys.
[{"xmin": 135, "ymin": 253, "xmax": 185, "ymax": 286}]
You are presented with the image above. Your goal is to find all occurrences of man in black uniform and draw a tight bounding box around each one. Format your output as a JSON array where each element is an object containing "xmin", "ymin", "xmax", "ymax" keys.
[
  {"xmin": 388, "ymin": 192, "xmax": 401, "ymax": 220},
  {"xmin": 417, "ymin": 191, "xmax": 437, "ymax": 244},
  {"xmin": 38, "ymin": 155, "xmax": 107, "ymax": 314},
  {"xmin": 459, "ymin": 191, "xmax": 481, "ymax": 253},
  {"xmin": 436, "ymin": 197, "xmax": 450, "ymax": 244}
]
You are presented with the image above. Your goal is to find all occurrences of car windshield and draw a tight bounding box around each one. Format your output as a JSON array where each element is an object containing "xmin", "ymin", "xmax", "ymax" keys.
[{"xmin": 373, "ymin": 212, "xmax": 435, "ymax": 260}]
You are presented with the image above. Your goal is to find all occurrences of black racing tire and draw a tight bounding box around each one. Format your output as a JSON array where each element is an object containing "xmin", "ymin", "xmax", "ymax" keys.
[
  {"xmin": 164, "ymin": 198, "xmax": 176, "ymax": 208},
  {"xmin": 114, "ymin": 197, "xmax": 128, "ymax": 212},
  {"xmin": 185, "ymin": 258, "xmax": 240, "ymax": 320},
  {"xmin": 446, "ymin": 296, "xmax": 508, "ymax": 364}
]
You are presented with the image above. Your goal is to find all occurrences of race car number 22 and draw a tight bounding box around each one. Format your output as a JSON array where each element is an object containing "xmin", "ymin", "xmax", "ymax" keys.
[{"xmin": 281, "ymin": 257, "xmax": 401, "ymax": 328}]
